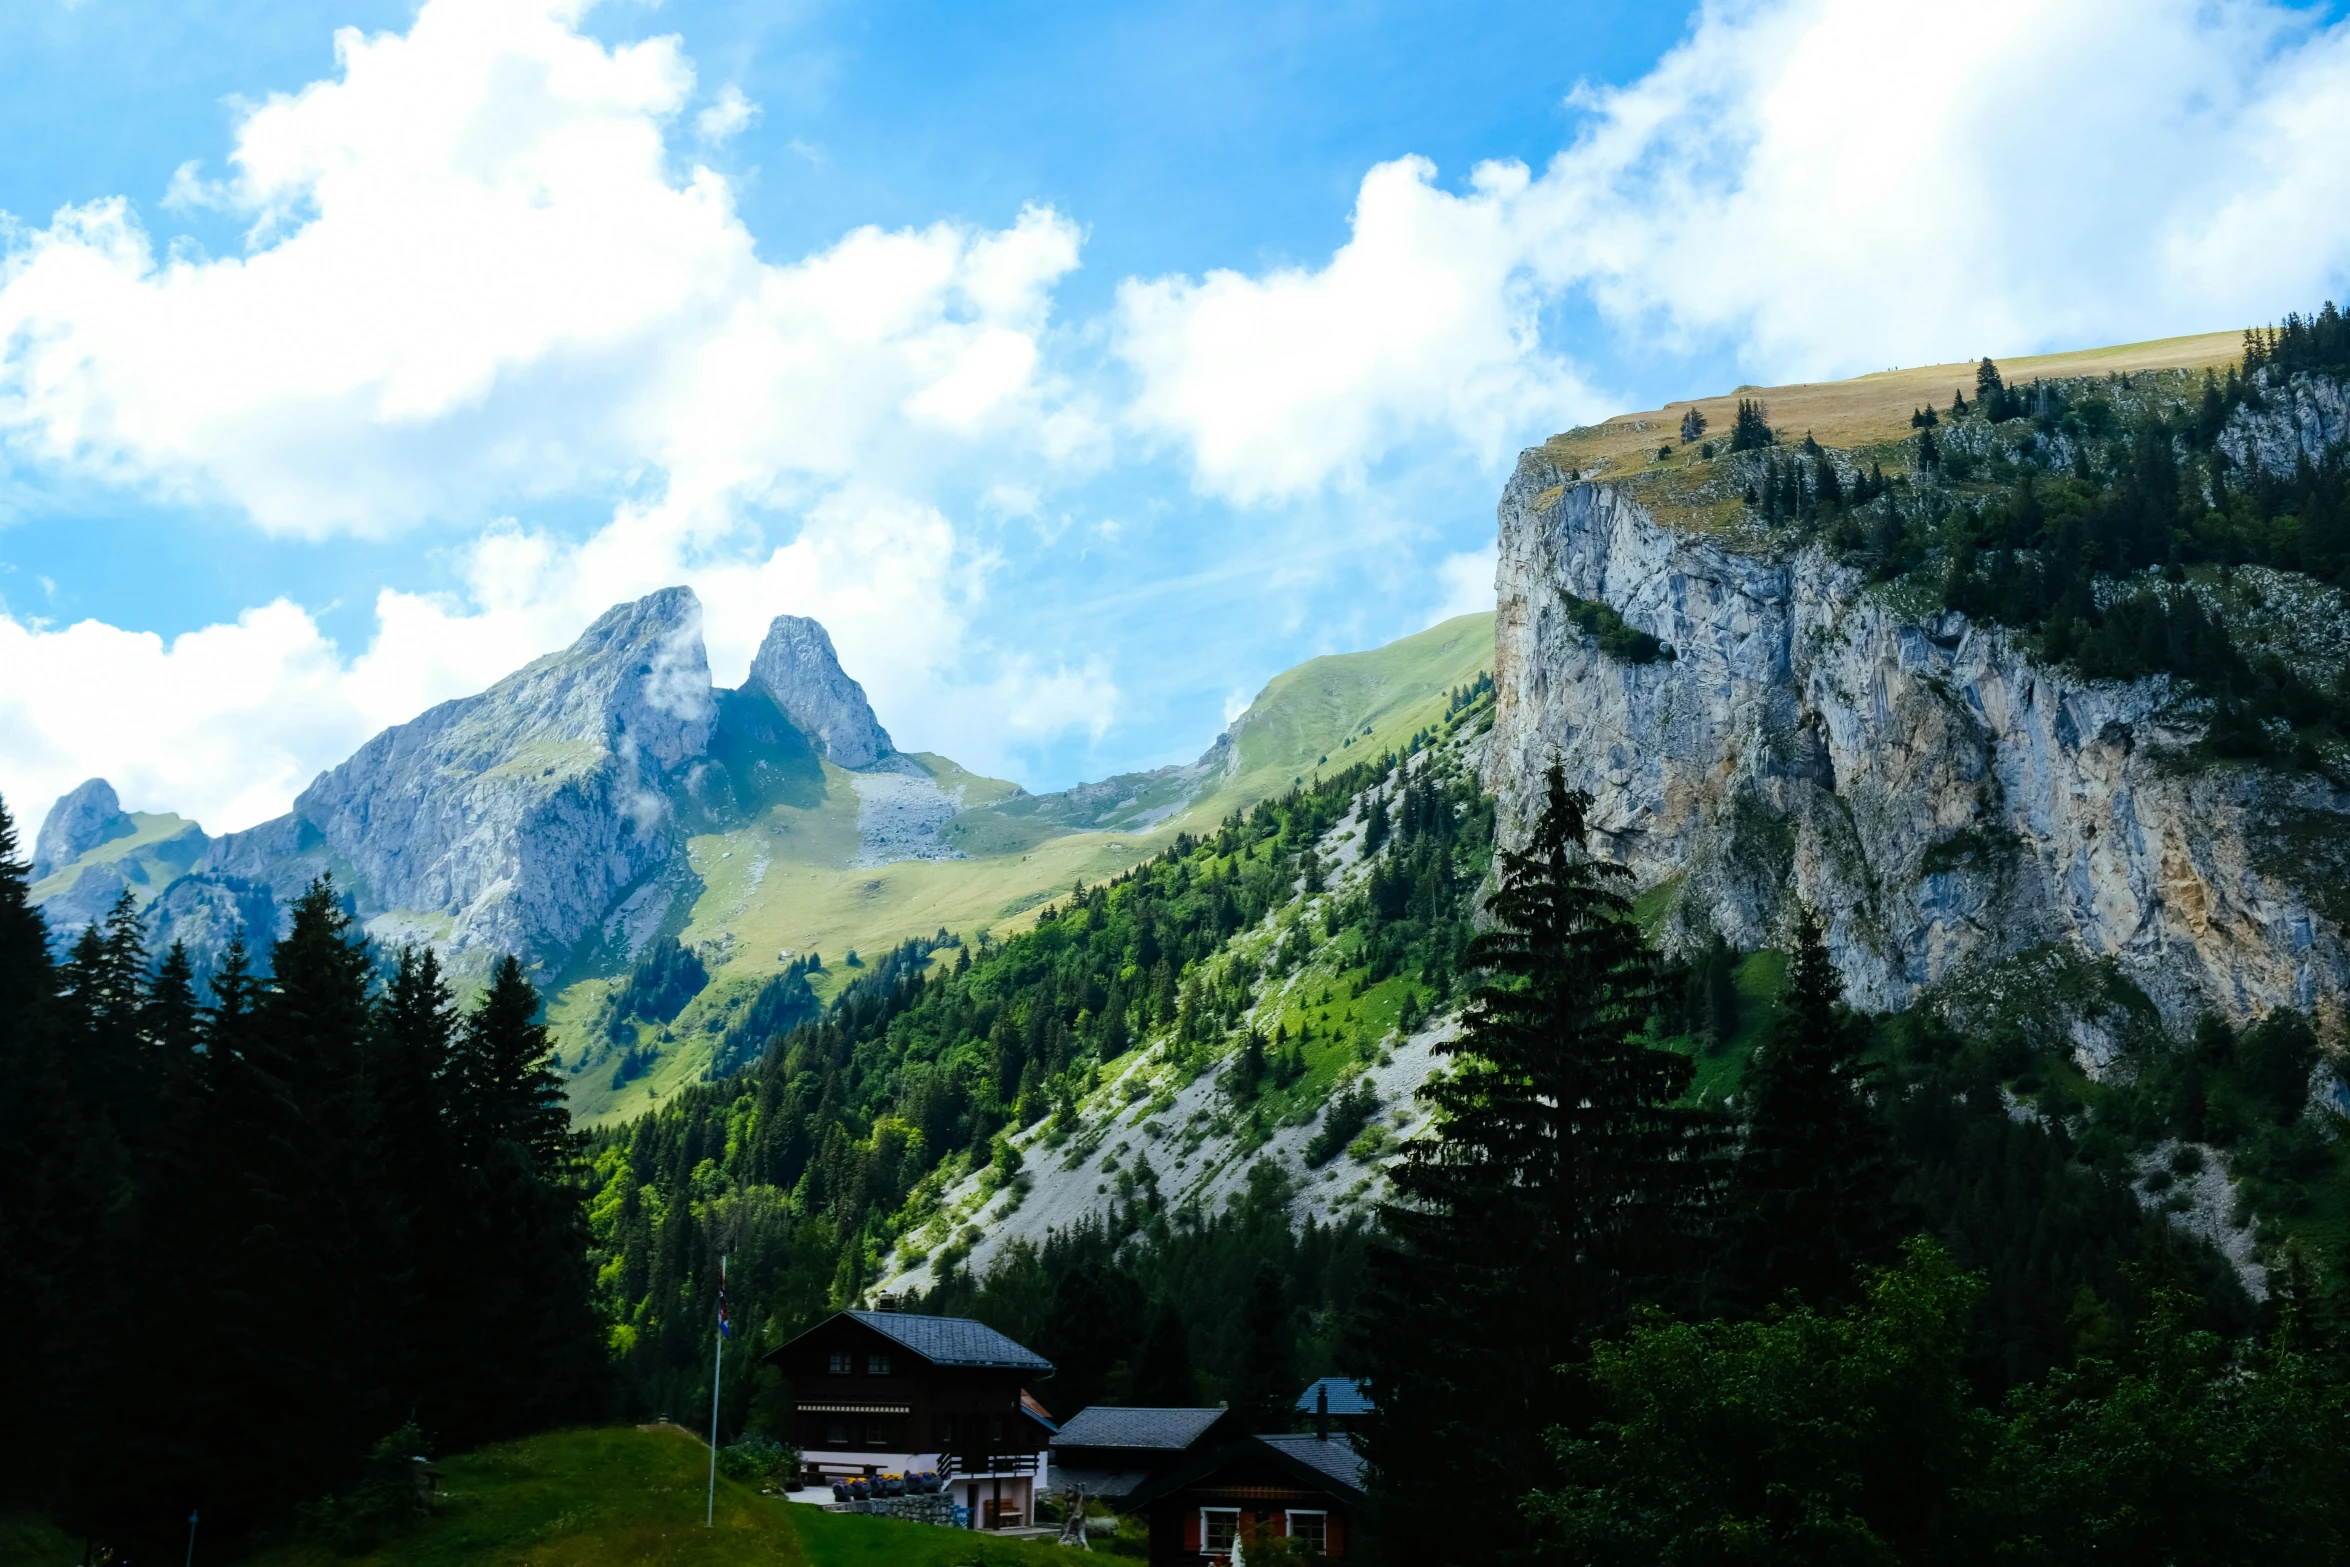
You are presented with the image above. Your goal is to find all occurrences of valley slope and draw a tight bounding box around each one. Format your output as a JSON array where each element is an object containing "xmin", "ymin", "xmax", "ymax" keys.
[{"xmin": 24, "ymin": 604, "xmax": 1494, "ymax": 1126}]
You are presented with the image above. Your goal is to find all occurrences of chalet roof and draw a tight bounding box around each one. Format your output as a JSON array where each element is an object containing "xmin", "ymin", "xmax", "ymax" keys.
[
  {"xmin": 1259, "ymin": 1433, "xmax": 1369, "ymax": 1494},
  {"xmin": 1294, "ymin": 1376, "xmax": 1373, "ymax": 1416},
  {"xmin": 762, "ymin": 1309, "xmax": 1053, "ymax": 1373},
  {"xmin": 1116, "ymin": 1432, "xmax": 1368, "ymax": 1513},
  {"xmin": 1051, "ymin": 1406, "xmax": 1228, "ymax": 1452},
  {"xmin": 848, "ymin": 1310, "xmax": 1053, "ymax": 1371}
]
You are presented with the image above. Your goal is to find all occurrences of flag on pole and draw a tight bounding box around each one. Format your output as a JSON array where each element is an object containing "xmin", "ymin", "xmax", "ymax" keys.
[{"xmin": 716, "ymin": 1255, "xmax": 732, "ymax": 1338}]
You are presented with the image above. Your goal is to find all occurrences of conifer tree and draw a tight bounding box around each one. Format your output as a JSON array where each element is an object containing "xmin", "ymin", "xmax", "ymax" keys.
[
  {"xmin": 1360, "ymin": 764, "xmax": 1721, "ymax": 1564},
  {"xmin": 442, "ymin": 955, "xmax": 606, "ymax": 1444},
  {"xmin": 214, "ymin": 878, "xmax": 405, "ymax": 1515},
  {"xmin": 1237, "ymin": 1264, "xmax": 1297, "ymax": 1432},
  {"xmin": 1976, "ymin": 355, "xmax": 2005, "ymax": 406},
  {"xmin": 1730, "ymin": 397, "xmax": 1774, "ymax": 452},
  {"xmin": 0, "ymin": 798, "xmax": 111, "ymax": 1516},
  {"xmin": 1725, "ymin": 907, "xmax": 1902, "ymax": 1308},
  {"xmin": 1132, "ymin": 1297, "xmax": 1200, "ymax": 1406}
]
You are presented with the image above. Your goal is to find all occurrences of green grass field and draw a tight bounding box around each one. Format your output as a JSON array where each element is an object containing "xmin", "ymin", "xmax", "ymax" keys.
[
  {"xmin": 561, "ymin": 612, "xmax": 1497, "ymax": 1126},
  {"xmin": 238, "ymin": 1426, "xmax": 1069, "ymax": 1567}
]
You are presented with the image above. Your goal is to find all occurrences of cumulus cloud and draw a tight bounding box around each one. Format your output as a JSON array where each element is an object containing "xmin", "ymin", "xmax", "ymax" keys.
[
  {"xmin": 1430, "ymin": 544, "xmax": 1498, "ymax": 625},
  {"xmin": 0, "ymin": 0, "xmax": 1089, "ymax": 536},
  {"xmin": 0, "ymin": 0, "xmax": 1109, "ymax": 831},
  {"xmin": 1120, "ymin": 0, "xmax": 2350, "ymax": 502},
  {"xmin": 0, "ymin": 484, "xmax": 1118, "ymax": 833},
  {"xmin": 695, "ymin": 84, "xmax": 759, "ymax": 144}
]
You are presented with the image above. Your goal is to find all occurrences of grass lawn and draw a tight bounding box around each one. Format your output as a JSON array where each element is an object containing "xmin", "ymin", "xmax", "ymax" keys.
[
  {"xmin": 239, "ymin": 1426, "xmax": 1067, "ymax": 1567},
  {"xmin": 788, "ymin": 1505, "xmax": 1073, "ymax": 1567}
]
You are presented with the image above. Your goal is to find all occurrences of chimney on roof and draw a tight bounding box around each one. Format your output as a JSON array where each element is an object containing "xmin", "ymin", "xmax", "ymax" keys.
[{"xmin": 1316, "ymin": 1384, "xmax": 1329, "ymax": 1442}]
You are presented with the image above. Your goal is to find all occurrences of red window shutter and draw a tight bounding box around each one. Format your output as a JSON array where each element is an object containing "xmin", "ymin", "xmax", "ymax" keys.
[
  {"xmin": 1183, "ymin": 1508, "xmax": 1200, "ymax": 1552},
  {"xmin": 1327, "ymin": 1511, "xmax": 1345, "ymax": 1557}
]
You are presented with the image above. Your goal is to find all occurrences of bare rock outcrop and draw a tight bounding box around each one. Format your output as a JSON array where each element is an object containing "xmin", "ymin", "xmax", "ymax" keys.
[
  {"xmin": 746, "ymin": 615, "xmax": 893, "ymax": 769},
  {"xmin": 32, "ymin": 777, "xmax": 132, "ymax": 880},
  {"xmin": 1486, "ymin": 458, "xmax": 2350, "ymax": 1027}
]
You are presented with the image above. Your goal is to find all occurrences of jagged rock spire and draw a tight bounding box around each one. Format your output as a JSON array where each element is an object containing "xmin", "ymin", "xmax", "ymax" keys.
[
  {"xmin": 746, "ymin": 615, "xmax": 893, "ymax": 768},
  {"xmin": 32, "ymin": 778, "xmax": 131, "ymax": 880}
]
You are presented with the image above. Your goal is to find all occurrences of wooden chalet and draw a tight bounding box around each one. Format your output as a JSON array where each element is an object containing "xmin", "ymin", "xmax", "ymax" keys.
[
  {"xmin": 1118, "ymin": 1431, "xmax": 1367, "ymax": 1564},
  {"xmin": 761, "ymin": 1307, "xmax": 1058, "ymax": 1529}
]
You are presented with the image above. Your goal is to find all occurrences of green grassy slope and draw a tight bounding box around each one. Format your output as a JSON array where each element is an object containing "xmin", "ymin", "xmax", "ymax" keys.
[
  {"xmin": 240, "ymin": 1426, "xmax": 1064, "ymax": 1567},
  {"xmin": 1219, "ymin": 612, "xmax": 1496, "ymax": 805},
  {"xmin": 560, "ymin": 614, "xmax": 1498, "ymax": 1125},
  {"xmin": 26, "ymin": 810, "xmax": 206, "ymax": 905}
]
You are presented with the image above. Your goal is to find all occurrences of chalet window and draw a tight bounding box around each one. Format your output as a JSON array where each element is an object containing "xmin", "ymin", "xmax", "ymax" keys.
[
  {"xmin": 1201, "ymin": 1508, "xmax": 1240, "ymax": 1554},
  {"xmin": 863, "ymin": 1417, "xmax": 889, "ymax": 1445},
  {"xmin": 867, "ymin": 1352, "xmax": 892, "ymax": 1375},
  {"xmin": 1287, "ymin": 1511, "xmax": 1329, "ymax": 1554},
  {"xmin": 824, "ymin": 1418, "xmax": 848, "ymax": 1445},
  {"xmin": 827, "ymin": 1351, "xmax": 852, "ymax": 1375},
  {"xmin": 937, "ymin": 1414, "xmax": 957, "ymax": 1445}
]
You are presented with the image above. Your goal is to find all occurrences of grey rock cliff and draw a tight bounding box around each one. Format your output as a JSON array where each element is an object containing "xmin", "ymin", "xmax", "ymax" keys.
[
  {"xmin": 283, "ymin": 586, "xmax": 717, "ymax": 966},
  {"xmin": 1486, "ymin": 458, "xmax": 2350, "ymax": 1028},
  {"xmin": 746, "ymin": 615, "xmax": 893, "ymax": 768},
  {"xmin": 33, "ymin": 778, "xmax": 131, "ymax": 880}
]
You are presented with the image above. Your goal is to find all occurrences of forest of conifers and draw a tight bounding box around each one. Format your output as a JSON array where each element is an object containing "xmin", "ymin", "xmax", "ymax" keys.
[{"xmin": 9, "ymin": 320, "xmax": 2350, "ymax": 1562}]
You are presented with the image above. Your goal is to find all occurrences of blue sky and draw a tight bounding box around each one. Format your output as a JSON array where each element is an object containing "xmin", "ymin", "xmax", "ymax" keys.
[{"xmin": 3, "ymin": 0, "xmax": 2349, "ymax": 831}]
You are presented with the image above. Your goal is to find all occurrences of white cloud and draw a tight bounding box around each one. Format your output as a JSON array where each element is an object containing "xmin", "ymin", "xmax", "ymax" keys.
[
  {"xmin": 0, "ymin": 482, "xmax": 1117, "ymax": 833},
  {"xmin": 0, "ymin": 602, "xmax": 368, "ymax": 835},
  {"xmin": 0, "ymin": 0, "xmax": 1090, "ymax": 537},
  {"xmin": 0, "ymin": 0, "xmax": 1110, "ymax": 833},
  {"xmin": 1117, "ymin": 155, "xmax": 1596, "ymax": 505},
  {"xmin": 695, "ymin": 84, "xmax": 759, "ymax": 144},
  {"xmin": 1430, "ymin": 544, "xmax": 1497, "ymax": 625},
  {"xmin": 1119, "ymin": 0, "xmax": 2350, "ymax": 501}
]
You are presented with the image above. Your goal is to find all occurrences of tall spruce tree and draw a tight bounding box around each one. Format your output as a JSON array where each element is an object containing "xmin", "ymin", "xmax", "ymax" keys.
[
  {"xmin": 0, "ymin": 798, "xmax": 114, "ymax": 1518},
  {"xmin": 1726, "ymin": 907, "xmax": 1901, "ymax": 1308},
  {"xmin": 1132, "ymin": 1297, "xmax": 1200, "ymax": 1406},
  {"xmin": 442, "ymin": 955, "xmax": 606, "ymax": 1444},
  {"xmin": 372, "ymin": 946, "xmax": 466, "ymax": 1438},
  {"xmin": 1237, "ymin": 1264, "xmax": 1298, "ymax": 1433},
  {"xmin": 1360, "ymin": 764, "xmax": 1721, "ymax": 1564}
]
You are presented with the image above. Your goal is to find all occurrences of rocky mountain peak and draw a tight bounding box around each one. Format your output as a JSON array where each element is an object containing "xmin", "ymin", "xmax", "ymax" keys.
[
  {"xmin": 283, "ymin": 586, "xmax": 720, "ymax": 964},
  {"xmin": 746, "ymin": 614, "xmax": 893, "ymax": 768},
  {"xmin": 32, "ymin": 777, "xmax": 131, "ymax": 881}
]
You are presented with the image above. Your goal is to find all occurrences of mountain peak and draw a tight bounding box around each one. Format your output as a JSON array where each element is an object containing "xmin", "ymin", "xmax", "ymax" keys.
[
  {"xmin": 746, "ymin": 614, "xmax": 893, "ymax": 769},
  {"xmin": 32, "ymin": 777, "xmax": 130, "ymax": 881}
]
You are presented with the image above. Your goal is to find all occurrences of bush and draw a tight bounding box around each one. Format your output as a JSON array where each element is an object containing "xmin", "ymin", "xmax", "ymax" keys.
[
  {"xmin": 717, "ymin": 1435, "xmax": 799, "ymax": 1487},
  {"xmin": 301, "ymin": 1421, "xmax": 430, "ymax": 1555},
  {"xmin": 1305, "ymin": 1079, "xmax": 1380, "ymax": 1167}
]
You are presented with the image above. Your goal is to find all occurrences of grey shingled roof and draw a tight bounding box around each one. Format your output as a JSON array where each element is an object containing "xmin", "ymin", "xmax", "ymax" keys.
[
  {"xmin": 1294, "ymin": 1376, "xmax": 1373, "ymax": 1416},
  {"xmin": 847, "ymin": 1310, "xmax": 1052, "ymax": 1371},
  {"xmin": 1259, "ymin": 1434, "xmax": 1368, "ymax": 1495},
  {"xmin": 1052, "ymin": 1406, "xmax": 1227, "ymax": 1451}
]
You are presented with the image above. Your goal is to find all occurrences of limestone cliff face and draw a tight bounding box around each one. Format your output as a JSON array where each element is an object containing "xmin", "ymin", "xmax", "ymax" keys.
[
  {"xmin": 288, "ymin": 587, "xmax": 717, "ymax": 964},
  {"xmin": 746, "ymin": 615, "xmax": 893, "ymax": 768},
  {"xmin": 1486, "ymin": 457, "xmax": 2350, "ymax": 1027},
  {"xmin": 32, "ymin": 778, "xmax": 131, "ymax": 881}
]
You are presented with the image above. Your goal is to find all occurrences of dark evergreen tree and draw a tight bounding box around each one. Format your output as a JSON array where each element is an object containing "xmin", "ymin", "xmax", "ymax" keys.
[
  {"xmin": 219, "ymin": 878, "xmax": 405, "ymax": 1516},
  {"xmin": 1132, "ymin": 1297, "xmax": 1200, "ymax": 1406},
  {"xmin": 1237, "ymin": 1264, "xmax": 1297, "ymax": 1432},
  {"xmin": 1359, "ymin": 764, "xmax": 1722, "ymax": 1564},
  {"xmin": 0, "ymin": 799, "xmax": 115, "ymax": 1521},
  {"xmin": 442, "ymin": 955, "xmax": 607, "ymax": 1445},
  {"xmin": 1728, "ymin": 908, "xmax": 1903, "ymax": 1311},
  {"xmin": 1977, "ymin": 355, "xmax": 2005, "ymax": 406},
  {"xmin": 1730, "ymin": 398, "xmax": 1775, "ymax": 452},
  {"xmin": 1041, "ymin": 1261, "xmax": 1146, "ymax": 1417}
]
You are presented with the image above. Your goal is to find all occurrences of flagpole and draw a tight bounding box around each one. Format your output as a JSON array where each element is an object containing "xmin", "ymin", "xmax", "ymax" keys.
[{"xmin": 707, "ymin": 1254, "xmax": 726, "ymax": 1527}]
